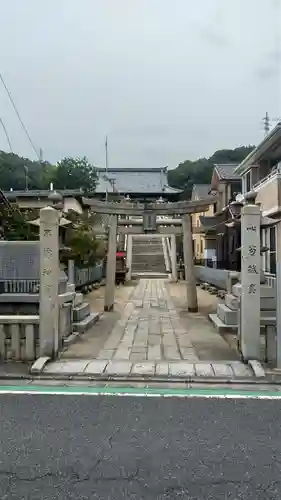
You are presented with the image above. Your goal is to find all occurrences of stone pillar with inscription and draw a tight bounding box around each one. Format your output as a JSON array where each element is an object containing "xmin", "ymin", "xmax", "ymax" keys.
[
  {"xmin": 104, "ymin": 214, "xmax": 118, "ymax": 311},
  {"xmin": 39, "ymin": 206, "xmax": 60, "ymax": 358},
  {"xmin": 182, "ymin": 213, "xmax": 198, "ymax": 312},
  {"xmin": 239, "ymin": 196, "xmax": 261, "ymax": 360},
  {"xmin": 171, "ymin": 234, "xmax": 177, "ymax": 281}
]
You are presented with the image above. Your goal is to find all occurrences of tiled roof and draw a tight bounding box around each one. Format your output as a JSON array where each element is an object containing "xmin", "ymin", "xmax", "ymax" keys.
[
  {"xmin": 214, "ymin": 164, "xmax": 240, "ymax": 180},
  {"xmin": 95, "ymin": 168, "xmax": 181, "ymax": 194}
]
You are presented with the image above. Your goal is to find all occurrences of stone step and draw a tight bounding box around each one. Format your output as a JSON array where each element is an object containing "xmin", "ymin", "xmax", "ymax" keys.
[
  {"xmin": 132, "ymin": 251, "xmax": 164, "ymax": 256},
  {"xmin": 132, "ymin": 272, "xmax": 169, "ymax": 279},
  {"xmin": 209, "ymin": 313, "xmax": 238, "ymax": 332},
  {"xmin": 73, "ymin": 292, "xmax": 83, "ymax": 307},
  {"xmin": 232, "ymin": 283, "xmax": 276, "ymax": 298},
  {"xmin": 217, "ymin": 303, "xmax": 238, "ymax": 325},
  {"xmin": 73, "ymin": 302, "xmax": 90, "ymax": 322},
  {"xmin": 132, "ymin": 249, "xmax": 163, "ymax": 255},
  {"xmin": 132, "ymin": 256, "xmax": 165, "ymax": 262},
  {"xmin": 225, "ymin": 293, "xmax": 239, "ymax": 311},
  {"xmin": 261, "ymin": 297, "xmax": 276, "ymax": 309},
  {"xmin": 132, "ymin": 259, "xmax": 165, "ymax": 265},
  {"xmin": 132, "ymin": 264, "xmax": 166, "ymax": 271},
  {"xmin": 225, "ymin": 292, "xmax": 276, "ymax": 311},
  {"xmin": 73, "ymin": 312, "xmax": 100, "ymax": 334}
]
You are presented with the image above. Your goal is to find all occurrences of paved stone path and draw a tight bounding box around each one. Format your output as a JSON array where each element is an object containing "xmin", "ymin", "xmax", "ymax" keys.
[
  {"xmin": 41, "ymin": 279, "xmax": 263, "ymax": 378},
  {"xmin": 97, "ymin": 279, "xmax": 198, "ymax": 363}
]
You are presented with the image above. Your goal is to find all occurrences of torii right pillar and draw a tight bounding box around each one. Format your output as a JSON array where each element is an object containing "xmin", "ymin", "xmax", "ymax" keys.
[{"xmin": 182, "ymin": 213, "xmax": 198, "ymax": 312}]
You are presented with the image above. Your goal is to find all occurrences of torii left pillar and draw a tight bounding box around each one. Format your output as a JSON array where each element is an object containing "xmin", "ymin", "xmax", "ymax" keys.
[
  {"xmin": 182, "ymin": 213, "xmax": 198, "ymax": 312},
  {"xmin": 104, "ymin": 214, "xmax": 118, "ymax": 311}
]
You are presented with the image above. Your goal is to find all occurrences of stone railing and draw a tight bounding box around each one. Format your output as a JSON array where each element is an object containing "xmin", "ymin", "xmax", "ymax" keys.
[
  {"xmin": 195, "ymin": 265, "xmax": 230, "ymax": 290},
  {"xmin": 0, "ymin": 279, "xmax": 39, "ymax": 294},
  {"xmin": 74, "ymin": 262, "xmax": 104, "ymax": 290},
  {"xmin": 0, "ymin": 315, "xmax": 39, "ymax": 361}
]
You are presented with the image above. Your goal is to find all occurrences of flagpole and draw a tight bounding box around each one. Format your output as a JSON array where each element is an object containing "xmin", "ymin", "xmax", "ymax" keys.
[{"xmin": 105, "ymin": 135, "xmax": 108, "ymax": 201}]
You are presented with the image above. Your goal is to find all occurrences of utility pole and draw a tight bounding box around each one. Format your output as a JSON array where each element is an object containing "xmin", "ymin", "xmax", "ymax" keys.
[
  {"xmin": 262, "ymin": 112, "xmax": 270, "ymax": 136},
  {"xmin": 24, "ymin": 166, "xmax": 28, "ymax": 191},
  {"xmin": 39, "ymin": 148, "xmax": 43, "ymax": 162},
  {"xmin": 105, "ymin": 135, "xmax": 108, "ymax": 202}
]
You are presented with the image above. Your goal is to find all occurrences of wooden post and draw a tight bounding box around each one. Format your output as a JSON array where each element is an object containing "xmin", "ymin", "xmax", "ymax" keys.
[
  {"xmin": 104, "ymin": 214, "xmax": 117, "ymax": 311},
  {"xmin": 39, "ymin": 206, "xmax": 60, "ymax": 357},
  {"xmin": 182, "ymin": 213, "xmax": 198, "ymax": 312}
]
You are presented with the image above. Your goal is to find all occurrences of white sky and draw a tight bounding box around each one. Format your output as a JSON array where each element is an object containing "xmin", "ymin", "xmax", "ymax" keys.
[{"xmin": 0, "ymin": 0, "xmax": 280, "ymax": 168}]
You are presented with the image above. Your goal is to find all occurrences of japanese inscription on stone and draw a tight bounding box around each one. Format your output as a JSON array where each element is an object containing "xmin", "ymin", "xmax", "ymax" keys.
[
  {"xmin": 239, "ymin": 203, "xmax": 261, "ymax": 358},
  {"xmin": 245, "ymin": 225, "xmax": 259, "ymax": 294}
]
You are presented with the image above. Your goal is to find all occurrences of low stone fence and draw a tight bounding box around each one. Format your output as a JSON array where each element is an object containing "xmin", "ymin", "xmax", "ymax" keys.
[
  {"xmin": 0, "ymin": 315, "xmax": 39, "ymax": 361},
  {"xmin": 195, "ymin": 266, "xmax": 229, "ymax": 290},
  {"xmin": 74, "ymin": 262, "xmax": 104, "ymax": 291},
  {"xmin": 0, "ymin": 299, "xmax": 74, "ymax": 362}
]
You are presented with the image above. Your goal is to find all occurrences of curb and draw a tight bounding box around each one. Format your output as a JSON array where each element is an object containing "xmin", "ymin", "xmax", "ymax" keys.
[{"xmin": 0, "ymin": 372, "xmax": 280, "ymax": 385}]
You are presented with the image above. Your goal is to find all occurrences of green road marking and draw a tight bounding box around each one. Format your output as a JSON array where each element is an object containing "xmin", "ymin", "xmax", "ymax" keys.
[{"xmin": 0, "ymin": 384, "xmax": 281, "ymax": 399}]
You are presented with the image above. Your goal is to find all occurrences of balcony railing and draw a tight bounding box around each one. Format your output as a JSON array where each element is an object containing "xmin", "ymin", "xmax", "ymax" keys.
[
  {"xmin": 251, "ymin": 168, "xmax": 281, "ymax": 214},
  {"xmin": 253, "ymin": 167, "xmax": 279, "ymax": 191}
]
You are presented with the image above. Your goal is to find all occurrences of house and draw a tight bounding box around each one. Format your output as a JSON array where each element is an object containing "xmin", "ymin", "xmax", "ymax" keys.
[
  {"xmin": 197, "ymin": 164, "xmax": 242, "ymax": 270},
  {"xmin": 191, "ymin": 184, "xmax": 214, "ymax": 263},
  {"xmin": 234, "ymin": 122, "xmax": 281, "ymax": 274}
]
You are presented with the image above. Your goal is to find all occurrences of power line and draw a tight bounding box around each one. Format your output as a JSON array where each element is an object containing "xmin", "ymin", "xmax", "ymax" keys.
[
  {"xmin": 0, "ymin": 116, "xmax": 13, "ymax": 152},
  {"xmin": 0, "ymin": 73, "xmax": 39, "ymax": 159}
]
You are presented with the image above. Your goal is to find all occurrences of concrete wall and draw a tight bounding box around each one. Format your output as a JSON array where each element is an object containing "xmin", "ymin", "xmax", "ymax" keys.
[
  {"xmin": 195, "ymin": 265, "xmax": 229, "ymax": 289},
  {"xmin": 255, "ymin": 172, "xmax": 281, "ymax": 216}
]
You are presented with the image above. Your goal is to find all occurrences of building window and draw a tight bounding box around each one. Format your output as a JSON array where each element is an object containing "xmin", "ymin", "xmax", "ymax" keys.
[
  {"xmin": 262, "ymin": 227, "xmax": 276, "ymax": 274},
  {"xmin": 200, "ymin": 239, "xmax": 203, "ymax": 254}
]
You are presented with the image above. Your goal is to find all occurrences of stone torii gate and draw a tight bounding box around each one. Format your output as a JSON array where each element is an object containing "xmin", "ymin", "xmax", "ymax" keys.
[{"xmin": 82, "ymin": 197, "xmax": 216, "ymax": 313}]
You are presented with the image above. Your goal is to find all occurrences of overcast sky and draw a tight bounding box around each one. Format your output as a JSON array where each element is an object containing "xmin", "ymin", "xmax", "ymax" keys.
[{"xmin": 0, "ymin": 0, "xmax": 280, "ymax": 168}]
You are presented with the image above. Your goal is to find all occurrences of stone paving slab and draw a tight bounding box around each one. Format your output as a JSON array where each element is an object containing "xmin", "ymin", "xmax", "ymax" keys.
[
  {"xmin": 71, "ymin": 278, "xmax": 201, "ymax": 364},
  {"xmin": 41, "ymin": 359, "xmax": 260, "ymax": 378}
]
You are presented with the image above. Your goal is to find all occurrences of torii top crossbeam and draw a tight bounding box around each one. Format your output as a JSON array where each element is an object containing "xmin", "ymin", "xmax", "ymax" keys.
[{"xmin": 82, "ymin": 197, "xmax": 216, "ymax": 216}]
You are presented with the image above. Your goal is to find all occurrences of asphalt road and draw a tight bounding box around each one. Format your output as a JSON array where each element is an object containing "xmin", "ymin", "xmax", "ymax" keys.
[{"xmin": 1, "ymin": 393, "xmax": 281, "ymax": 499}]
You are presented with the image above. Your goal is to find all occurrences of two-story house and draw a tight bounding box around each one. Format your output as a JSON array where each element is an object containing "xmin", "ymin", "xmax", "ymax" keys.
[
  {"xmin": 191, "ymin": 184, "xmax": 214, "ymax": 263},
  {"xmin": 234, "ymin": 122, "xmax": 281, "ymax": 274},
  {"xmin": 197, "ymin": 164, "xmax": 242, "ymax": 270}
]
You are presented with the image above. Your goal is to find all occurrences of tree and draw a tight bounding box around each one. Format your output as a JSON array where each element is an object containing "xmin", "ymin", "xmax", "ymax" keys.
[
  {"xmin": 53, "ymin": 156, "xmax": 97, "ymax": 192},
  {"xmin": 0, "ymin": 151, "xmax": 55, "ymax": 190},
  {"xmin": 168, "ymin": 146, "xmax": 255, "ymax": 198},
  {"xmin": 0, "ymin": 205, "xmax": 39, "ymax": 240},
  {"xmin": 61, "ymin": 210, "xmax": 106, "ymax": 265}
]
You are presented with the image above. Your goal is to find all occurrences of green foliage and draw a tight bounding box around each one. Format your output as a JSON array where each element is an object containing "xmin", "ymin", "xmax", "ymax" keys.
[
  {"xmin": 0, "ymin": 205, "xmax": 39, "ymax": 240},
  {"xmin": 61, "ymin": 210, "xmax": 106, "ymax": 265},
  {"xmin": 0, "ymin": 151, "xmax": 97, "ymax": 192},
  {"xmin": 54, "ymin": 156, "xmax": 97, "ymax": 193},
  {"xmin": 0, "ymin": 151, "xmax": 54, "ymax": 190},
  {"xmin": 168, "ymin": 146, "xmax": 255, "ymax": 198}
]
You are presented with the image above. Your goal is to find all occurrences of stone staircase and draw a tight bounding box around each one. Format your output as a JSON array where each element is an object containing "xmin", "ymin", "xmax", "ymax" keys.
[
  {"xmin": 131, "ymin": 235, "xmax": 167, "ymax": 278},
  {"xmin": 210, "ymin": 276, "xmax": 276, "ymax": 332}
]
